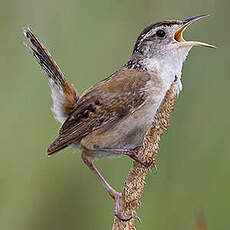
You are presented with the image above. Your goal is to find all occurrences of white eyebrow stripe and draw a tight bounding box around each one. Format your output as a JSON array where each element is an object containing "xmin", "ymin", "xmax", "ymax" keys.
[{"xmin": 136, "ymin": 30, "xmax": 156, "ymax": 51}]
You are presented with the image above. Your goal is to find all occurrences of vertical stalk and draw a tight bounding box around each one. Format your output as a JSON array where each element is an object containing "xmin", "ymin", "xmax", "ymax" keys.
[{"xmin": 112, "ymin": 78, "xmax": 177, "ymax": 230}]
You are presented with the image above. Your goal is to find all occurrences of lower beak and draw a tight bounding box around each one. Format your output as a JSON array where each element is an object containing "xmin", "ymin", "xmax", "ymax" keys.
[{"xmin": 174, "ymin": 14, "xmax": 216, "ymax": 48}]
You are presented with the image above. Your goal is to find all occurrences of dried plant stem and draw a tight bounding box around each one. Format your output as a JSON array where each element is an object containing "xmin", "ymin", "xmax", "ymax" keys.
[{"xmin": 112, "ymin": 78, "xmax": 177, "ymax": 230}]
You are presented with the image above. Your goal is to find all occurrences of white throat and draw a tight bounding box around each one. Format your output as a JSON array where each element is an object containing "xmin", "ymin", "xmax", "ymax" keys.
[{"xmin": 141, "ymin": 47, "xmax": 192, "ymax": 95}]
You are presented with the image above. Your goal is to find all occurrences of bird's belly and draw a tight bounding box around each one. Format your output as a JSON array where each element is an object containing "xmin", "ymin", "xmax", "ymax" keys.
[{"xmin": 113, "ymin": 101, "xmax": 160, "ymax": 148}]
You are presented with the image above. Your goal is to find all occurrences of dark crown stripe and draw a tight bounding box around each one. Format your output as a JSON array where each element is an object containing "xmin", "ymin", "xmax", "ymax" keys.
[{"xmin": 132, "ymin": 20, "xmax": 182, "ymax": 54}]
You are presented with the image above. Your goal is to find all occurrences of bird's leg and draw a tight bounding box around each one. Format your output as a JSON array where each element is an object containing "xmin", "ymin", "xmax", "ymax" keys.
[
  {"xmin": 93, "ymin": 147, "xmax": 156, "ymax": 169},
  {"xmin": 81, "ymin": 152, "xmax": 132, "ymax": 221}
]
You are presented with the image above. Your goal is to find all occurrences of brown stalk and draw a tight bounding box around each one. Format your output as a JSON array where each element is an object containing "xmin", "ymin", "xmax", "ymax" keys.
[{"xmin": 112, "ymin": 77, "xmax": 177, "ymax": 230}]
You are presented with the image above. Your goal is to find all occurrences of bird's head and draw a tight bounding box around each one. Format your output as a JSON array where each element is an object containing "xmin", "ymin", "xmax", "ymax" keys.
[{"xmin": 133, "ymin": 14, "xmax": 215, "ymax": 59}]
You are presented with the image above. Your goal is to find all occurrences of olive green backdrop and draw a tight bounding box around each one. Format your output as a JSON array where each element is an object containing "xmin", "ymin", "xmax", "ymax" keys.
[{"xmin": 0, "ymin": 0, "xmax": 229, "ymax": 229}]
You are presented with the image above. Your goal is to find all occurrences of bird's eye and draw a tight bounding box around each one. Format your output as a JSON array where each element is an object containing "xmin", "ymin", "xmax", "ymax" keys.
[{"xmin": 156, "ymin": 29, "xmax": 166, "ymax": 38}]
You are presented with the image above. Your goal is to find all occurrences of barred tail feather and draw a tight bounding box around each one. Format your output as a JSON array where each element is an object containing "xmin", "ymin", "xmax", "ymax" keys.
[{"xmin": 23, "ymin": 27, "xmax": 78, "ymax": 123}]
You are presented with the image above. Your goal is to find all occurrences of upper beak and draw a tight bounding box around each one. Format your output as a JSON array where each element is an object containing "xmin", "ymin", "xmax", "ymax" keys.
[{"xmin": 174, "ymin": 14, "xmax": 216, "ymax": 48}]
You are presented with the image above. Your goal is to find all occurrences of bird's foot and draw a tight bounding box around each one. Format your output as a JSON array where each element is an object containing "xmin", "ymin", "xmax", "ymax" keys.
[
  {"xmin": 114, "ymin": 192, "xmax": 142, "ymax": 223},
  {"xmin": 126, "ymin": 146, "xmax": 158, "ymax": 173},
  {"xmin": 122, "ymin": 146, "xmax": 156, "ymax": 169},
  {"xmin": 114, "ymin": 192, "xmax": 132, "ymax": 221}
]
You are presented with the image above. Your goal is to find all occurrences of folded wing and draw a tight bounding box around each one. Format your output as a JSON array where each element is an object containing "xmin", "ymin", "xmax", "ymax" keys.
[{"xmin": 47, "ymin": 69, "xmax": 151, "ymax": 155}]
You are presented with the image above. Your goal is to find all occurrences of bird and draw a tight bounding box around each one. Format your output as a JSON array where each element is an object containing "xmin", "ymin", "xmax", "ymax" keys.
[{"xmin": 23, "ymin": 14, "xmax": 215, "ymax": 221}]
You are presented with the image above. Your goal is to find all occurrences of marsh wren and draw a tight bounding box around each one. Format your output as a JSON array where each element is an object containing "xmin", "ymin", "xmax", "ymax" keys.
[{"xmin": 23, "ymin": 14, "xmax": 215, "ymax": 221}]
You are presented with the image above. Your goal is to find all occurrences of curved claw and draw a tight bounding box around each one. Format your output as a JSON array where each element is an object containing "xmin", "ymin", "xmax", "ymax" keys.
[
  {"xmin": 134, "ymin": 211, "xmax": 142, "ymax": 225},
  {"xmin": 138, "ymin": 200, "xmax": 142, "ymax": 207},
  {"xmin": 153, "ymin": 160, "xmax": 158, "ymax": 174},
  {"xmin": 142, "ymin": 159, "xmax": 153, "ymax": 167},
  {"xmin": 114, "ymin": 194, "xmax": 143, "ymax": 223},
  {"xmin": 115, "ymin": 213, "xmax": 133, "ymax": 222},
  {"xmin": 114, "ymin": 193, "xmax": 133, "ymax": 222}
]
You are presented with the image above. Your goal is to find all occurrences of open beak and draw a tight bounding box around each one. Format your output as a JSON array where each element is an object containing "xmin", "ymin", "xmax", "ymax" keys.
[{"xmin": 174, "ymin": 14, "xmax": 216, "ymax": 48}]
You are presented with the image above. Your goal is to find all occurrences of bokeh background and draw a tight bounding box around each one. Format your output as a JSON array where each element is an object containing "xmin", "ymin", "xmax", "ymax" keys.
[{"xmin": 0, "ymin": 0, "xmax": 229, "ymax": 229}]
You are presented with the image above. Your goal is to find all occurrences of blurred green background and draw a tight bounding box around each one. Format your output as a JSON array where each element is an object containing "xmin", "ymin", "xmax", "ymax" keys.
[{"xmin": 0, "ymin": 0, "xmax": 229, "ymax": 229}]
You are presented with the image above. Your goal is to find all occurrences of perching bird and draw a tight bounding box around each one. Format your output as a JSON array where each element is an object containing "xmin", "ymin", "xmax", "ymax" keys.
[{"xmin": 23, "ymin": 14, "xmax": 215, "ymax": 221}]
